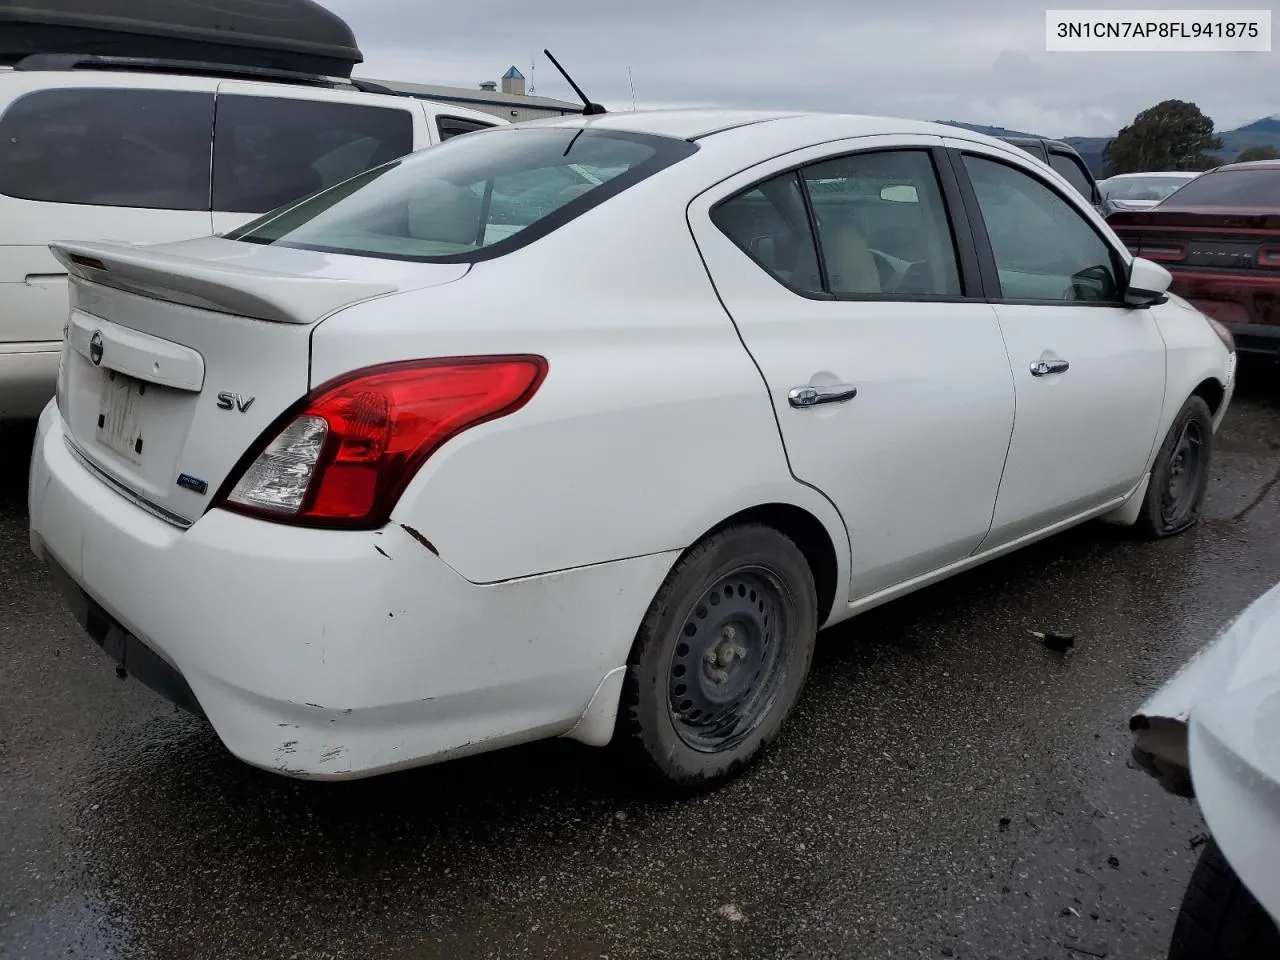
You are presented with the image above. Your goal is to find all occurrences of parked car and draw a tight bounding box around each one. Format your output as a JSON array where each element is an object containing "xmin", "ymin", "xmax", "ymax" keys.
[
  {"xmin": 1131, "ymin": 580, "xmax": 1280, "ymax": 959},
  {"xmin": 1099, "ymin": 171, "xmax": 1201, "ymax": 211},
  {"xmin": 29, "ymin": 111, "xmax": 1235, "ymax": 788},
  {"xmin": 0, "ymin": 56, "xmax": 502, "ymax": 421},
  {"xmin": 1109, "ymin": 160, "xmax": 1280, "ymax": 358},
  {"xmin": 996, "ymin": 135, "xmax": 1110, "ymax": 215}
]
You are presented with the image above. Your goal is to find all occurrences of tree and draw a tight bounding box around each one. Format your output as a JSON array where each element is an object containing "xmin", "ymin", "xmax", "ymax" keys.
[
  {"xmin": 1236, "ymin": 145, "xmax": 1280, "ymax": 163},
  {"xmin": 1102, "ymin": 100, "xmax": 1224, "ymax": 176}
]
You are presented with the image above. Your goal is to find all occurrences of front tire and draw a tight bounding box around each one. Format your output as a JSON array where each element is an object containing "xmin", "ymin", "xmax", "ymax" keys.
[
  {"xmin": 1136, "ymin": 395, "xmax": 1214, "ymax": 539},
  {"xmin": 1169, "ymin": 838, "xmax": 1280, "ymax": 960},
  {"xmin": 617, "ymin": 524, "xmax": 818, "ymax": 790}
]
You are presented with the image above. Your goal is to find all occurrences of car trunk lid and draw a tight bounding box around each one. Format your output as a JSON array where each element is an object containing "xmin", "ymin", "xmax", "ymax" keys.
[
  {"xmin": 1109, "ymin": 207, "xmax": 1280, "ymax": 270},
  {"xmin": 1109, "ymin": 207, "xmax": 1280, "ymax": 328},
  {"xmin": 50, "ymin": 237, "xmax": 469, "ymax": 525}
]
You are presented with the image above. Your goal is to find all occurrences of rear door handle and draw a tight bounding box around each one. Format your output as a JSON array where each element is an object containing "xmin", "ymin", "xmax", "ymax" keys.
[
  {"xmin": 788, "ymin": 383, "xmax": 858, "ymax": 408},
  {"xmin": 1029, "ymin": 359, "xmax": 1070, "ymax": 377}
]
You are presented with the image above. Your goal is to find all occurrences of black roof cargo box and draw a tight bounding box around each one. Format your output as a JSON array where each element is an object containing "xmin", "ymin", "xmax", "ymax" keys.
[{"xmin": 0, "ymin": 0, "xmax": 363, "ymax": 77}]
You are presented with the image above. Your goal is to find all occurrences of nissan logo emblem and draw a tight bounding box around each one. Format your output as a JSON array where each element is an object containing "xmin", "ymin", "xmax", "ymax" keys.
[{"xmin": 89, "ymin": 330, "xmax": 104, "ymax": 366}]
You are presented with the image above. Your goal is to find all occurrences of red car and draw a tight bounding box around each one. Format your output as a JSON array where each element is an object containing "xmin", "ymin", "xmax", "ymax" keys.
[{"xmin": 1109, "ymin": 159, "xmax": 1280, "ymax": 357}]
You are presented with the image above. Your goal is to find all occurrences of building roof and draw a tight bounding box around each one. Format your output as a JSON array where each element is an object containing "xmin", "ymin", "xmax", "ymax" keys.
[
  {"xmin": 503, "ymin": 65, "xmax": 524, "ymax": 79},
  {"xmin": 356, "ymin": 76, "xmax": 579, "ymax": 112}
]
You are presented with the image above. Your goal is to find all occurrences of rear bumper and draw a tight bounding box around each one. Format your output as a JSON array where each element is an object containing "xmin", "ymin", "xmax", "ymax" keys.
[
  {"xmin": 0, "ymin": 341, "xmax": 58, "ymax": 420},
  {"xmin": 28, "ymin": 406, "xmax": 676, "ymax": 779},
  {"xmin": 1168, "ymin": 270, "xmax": 1280, "ymax": 356}
]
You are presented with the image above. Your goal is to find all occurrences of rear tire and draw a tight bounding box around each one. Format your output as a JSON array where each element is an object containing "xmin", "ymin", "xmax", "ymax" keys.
[
  {"xmin": 616, "ymin": 523, "xmax": 817, "ymax": 791},
  {"xmin": 1169, "ymin": 838, "xmax": 1280, "ymax": 960},
  {"xmin": 1135, "ymin": 395, "xmax": 1214, "ymax": 539}
]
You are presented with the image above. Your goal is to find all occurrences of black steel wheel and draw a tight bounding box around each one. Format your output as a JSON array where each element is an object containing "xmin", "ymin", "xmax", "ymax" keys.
[
  {"xmin": 667, "ymin": 568, "xmax": 789, "ymax": 753},
  {"xmin": 1136, "ymin": 395, "xmax": 1215, "ymax": 539},
  {"xmin": 618, "ymin": 524, "xmax": 818, "ymax": 790}
]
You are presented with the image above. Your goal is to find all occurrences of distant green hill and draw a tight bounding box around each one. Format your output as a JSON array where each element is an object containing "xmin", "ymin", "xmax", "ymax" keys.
[{"xmin": 939, "ymin": 116, "xmax": 1280, "ymax": 174}]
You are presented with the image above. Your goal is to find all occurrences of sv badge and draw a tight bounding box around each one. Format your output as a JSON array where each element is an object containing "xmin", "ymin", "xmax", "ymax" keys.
[{"xmin": 216, "ymin": 391, "xmax": 256, "ymax": 413}]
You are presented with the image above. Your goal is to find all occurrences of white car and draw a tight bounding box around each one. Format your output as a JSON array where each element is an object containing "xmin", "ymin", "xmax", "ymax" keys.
[
  {"xmin": 28, "ymin": 110, "xmax": 1236, "ymax": 788},
  {"xmin": 1131, "ymin": 581, "xmax": 1280, "ymax": 958},
  {"xmin": 0, "ymin": 57, "xmax": 502, "ymax": 421},
  {"xmin": 1099, "ymin": 171, "xmax": 1201, "ymax": 211}
]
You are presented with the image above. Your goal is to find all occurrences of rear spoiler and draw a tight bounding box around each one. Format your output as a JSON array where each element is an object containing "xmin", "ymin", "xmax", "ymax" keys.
[{"xmin": 50, "ymin": 239, "xmax": 399, "ymax": 325}]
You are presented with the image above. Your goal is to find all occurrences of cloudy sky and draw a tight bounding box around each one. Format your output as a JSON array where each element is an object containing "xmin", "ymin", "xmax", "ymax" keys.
[{"xmin": 325, "ymin": 0, "xmax": 1276, "ymax": 137}]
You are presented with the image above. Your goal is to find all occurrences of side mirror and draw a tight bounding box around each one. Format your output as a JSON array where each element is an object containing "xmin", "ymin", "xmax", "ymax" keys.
[{"xmin": 1125, "ymin": 256, "xmax": 1172, "ymax": 307}]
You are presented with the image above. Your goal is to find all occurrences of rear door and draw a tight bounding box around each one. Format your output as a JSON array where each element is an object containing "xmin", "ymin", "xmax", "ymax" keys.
[
  {"xmin": 0, "ymin": 77, "xmax": 215, "ymax": 344},
  {"xmin": 688, "ymin": 136, "xmax": 1016, "ymax": 602},
  {"xmin": 210, "ymin": 82, "xmax": 423, "ymax": 234},
  {"xmin": 946, "ymin": 141, "xmax": 1166, "ymax": 545}
]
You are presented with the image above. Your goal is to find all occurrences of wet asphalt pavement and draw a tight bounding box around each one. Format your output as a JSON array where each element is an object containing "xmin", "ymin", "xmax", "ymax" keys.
[{"xmin": 2, "ymin": 370, "xmax": 1279, "ymax": 960}]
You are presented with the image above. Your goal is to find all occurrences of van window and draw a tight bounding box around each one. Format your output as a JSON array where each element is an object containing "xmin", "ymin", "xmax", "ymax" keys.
[
  {"xmin": 1048, "ymin": 152, "xmax": 1096, "ymax": 201},
  {"xmin": 438, "ymin": 116, "xmax": 495, "ymax": 141},
  {"xmin": 213, "ymin": 96, "xmax": 415, "ymax": 214},
  {"xmin": 0, "ymin": 88, "xmax": 214, "ymax": 209}
]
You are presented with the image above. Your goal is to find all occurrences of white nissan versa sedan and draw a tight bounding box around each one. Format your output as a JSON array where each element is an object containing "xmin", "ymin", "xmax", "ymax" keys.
[{"xmin": 28, "ymin": 110, "xmax": 1236, "ymax": 789}]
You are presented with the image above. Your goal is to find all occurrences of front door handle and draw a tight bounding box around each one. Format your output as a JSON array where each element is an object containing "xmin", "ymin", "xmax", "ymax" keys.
[
  {"xmin": 788, "ymin": 383, "xmax": 858, "ymax": 408},
  {"xmin": 1029, "ymin": 359, "xmax": 1070, "ymax": 377}
]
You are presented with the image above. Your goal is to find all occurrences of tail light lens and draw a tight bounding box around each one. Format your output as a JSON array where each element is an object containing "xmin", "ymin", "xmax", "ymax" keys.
[
  {"xmin": 1259, "ymin": 247, "xmax": 1280, "ymax": 268},
  {"xmin": 219, "ymin": 355, "xmax": 547, "ymax": 528},
  {"xmin": 1137, "ymin": 241, "xmax": 1185, "ymax": 263}
]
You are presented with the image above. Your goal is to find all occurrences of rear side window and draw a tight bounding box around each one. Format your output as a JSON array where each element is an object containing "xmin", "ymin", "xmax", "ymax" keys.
[
  {"xmin": 0, "ymin": 88, "xmax": 213, "ymax": 209},
  {"xmin": 711, "ymin": 173, "xmax": 823, "ymax": 295},
  {"xmin": 1048, "ymin": 152, "xmax": 1095, "ymax": 200},
  {"xmin": 229, "ymin": 128, "xmax": 696, "ymax": 262},
  {"xmin": 801, "ymin": 150, "xmax": 961, "ymax": 296},
  {"xmin": 438, "ymin": 116, "xmax": 494, "ymax": 141},
  {"xmin": 213, "ymin": 96, "xmax": 414, "ymax": 214},
  {"xmin": 1157, "ymin": 169, "xmax": 1280, "ymax": 207}
]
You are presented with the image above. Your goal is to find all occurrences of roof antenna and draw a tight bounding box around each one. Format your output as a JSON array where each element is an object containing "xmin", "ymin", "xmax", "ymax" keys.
[
  {"xmin": 627, "ymin": 65, "xmax": 636, "ymax": 111},
  {"xmin": 542, "ymin": 48, "xmax": 606, "ymax": 115}
]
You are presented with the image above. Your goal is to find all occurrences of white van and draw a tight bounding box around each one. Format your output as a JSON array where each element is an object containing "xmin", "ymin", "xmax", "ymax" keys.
[{"xmin": 0, "ymin": 58, "xmax": 503, "ymax": 420}]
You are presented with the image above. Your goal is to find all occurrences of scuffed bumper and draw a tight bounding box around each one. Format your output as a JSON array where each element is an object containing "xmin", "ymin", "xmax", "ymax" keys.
[{"xmin": 29, "ymin": 405, "xmax": 677, "ymax": 779}]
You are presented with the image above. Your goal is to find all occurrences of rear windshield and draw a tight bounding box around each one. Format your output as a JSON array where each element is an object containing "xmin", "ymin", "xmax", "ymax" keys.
[
  {"xmin": 1158, "ymin": 168, "xmax": 1280, "ymax": 208},
  {"xmin": 1102, "ymin": 175, "xmax": 1196, "ymax": 201},
  {"xmin": 229, "ymin": 127, "xmax": 698, "ymax": 261}
]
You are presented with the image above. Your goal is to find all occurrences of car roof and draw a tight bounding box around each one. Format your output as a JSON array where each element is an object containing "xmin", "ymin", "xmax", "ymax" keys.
[
  {"xmin": 1105, "ymin": 171, "xmax": 1200, "ymax": 179},
  {"xmin": 514, "ymin": 108, "xmax": 1018, "ymax": 146},
  {"xmin": 1216, "ymin": 159, "xmax": 1280, "ymax": 172}
]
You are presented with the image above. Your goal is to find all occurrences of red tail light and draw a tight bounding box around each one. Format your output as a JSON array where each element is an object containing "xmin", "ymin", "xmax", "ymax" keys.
[
  {"xmin": 1259, "ymin": 247, "xmax": 1280, "ymax": 268},
  {"xmin": 218, "ymin": 356, "xmax": 547, "ymax": 528},
  {"xmin": 1137, "ymin": 241, "xmax": 1185, "ymax": 263}
]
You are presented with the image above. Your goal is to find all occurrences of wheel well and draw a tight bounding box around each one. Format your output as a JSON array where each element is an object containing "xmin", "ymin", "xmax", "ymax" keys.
[
  {"xmin": 707, "ymin": 504, "xmax": 839, "ymax": 623},
  {"xmin": 1192, "ymin": 378, "xmax": 1225, "ymax": 416}
]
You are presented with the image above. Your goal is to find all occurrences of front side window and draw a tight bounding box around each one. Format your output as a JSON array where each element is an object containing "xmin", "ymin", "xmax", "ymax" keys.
[
  {"xmin": 230, "ymin": 128, "xmax": 696, "ymax": 261},
  {"xmin": 1048, "ymin": 153, "xmax": 1095, "ymax": 201},
  {"xmin": 0, "ymin": 88, "xmax": 213, "ymax": 210},
  {"xmin": 963, "ymin": 154, "xmax": 1121, "ymax": 303},
  {"xmin": 213, "ymin": 96, "xmax": 415, "ymax": 214},
  {"xmin": 801, "ymin": 150, "xmax": 961, "ymax": 296}
]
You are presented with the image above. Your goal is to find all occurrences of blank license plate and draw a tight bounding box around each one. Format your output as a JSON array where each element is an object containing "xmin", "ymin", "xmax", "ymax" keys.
[{"xmin": 96, "ymin": 370, "xmax": 147, "ymax": 464}]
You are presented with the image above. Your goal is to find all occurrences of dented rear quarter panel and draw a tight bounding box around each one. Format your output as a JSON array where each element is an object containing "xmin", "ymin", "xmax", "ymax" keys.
[{"xmin": 308, "ymin": 181, "xmax": 852, "ymax": 594}]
